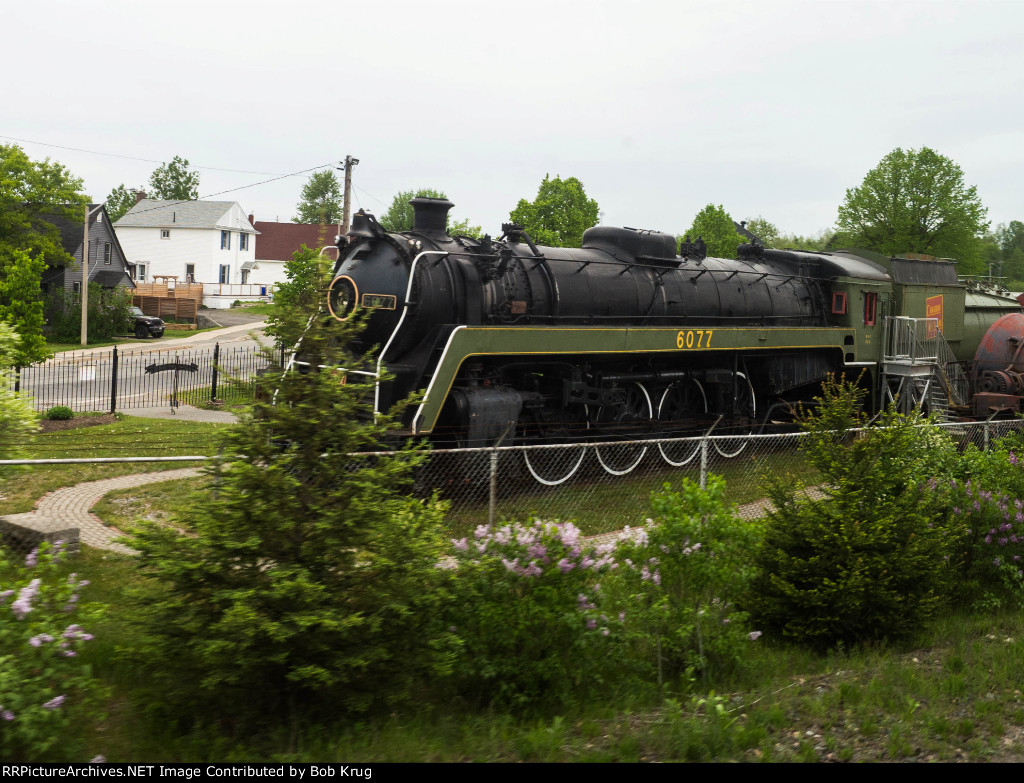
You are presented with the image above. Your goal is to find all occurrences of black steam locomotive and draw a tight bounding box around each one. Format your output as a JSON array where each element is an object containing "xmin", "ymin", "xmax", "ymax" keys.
[{"xmin": 324, "ymin": 197, "xmax": 1024, "ymax": 484}]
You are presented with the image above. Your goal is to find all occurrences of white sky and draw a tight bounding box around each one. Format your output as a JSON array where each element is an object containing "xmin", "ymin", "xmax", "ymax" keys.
[{"xmin": 3, "ymin": 0, "xmax": 1022, "ymax": 238}]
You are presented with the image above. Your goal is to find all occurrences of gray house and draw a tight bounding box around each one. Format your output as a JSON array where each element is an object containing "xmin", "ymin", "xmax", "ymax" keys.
[{"xmin": 41, "ymin": 204, "xmax": 135, "ymax": 294}]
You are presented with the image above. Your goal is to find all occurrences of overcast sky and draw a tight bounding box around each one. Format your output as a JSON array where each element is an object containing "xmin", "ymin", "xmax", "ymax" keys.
[{"xmin": 4, "ymin": 0, "xmax": 1021, "ymax": 240}]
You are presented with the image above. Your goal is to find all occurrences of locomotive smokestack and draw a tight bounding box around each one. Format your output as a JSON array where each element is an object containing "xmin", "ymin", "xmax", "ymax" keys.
[{"xmin": 410, "ymin": 197, "xmax": 454, "ymax": 235}]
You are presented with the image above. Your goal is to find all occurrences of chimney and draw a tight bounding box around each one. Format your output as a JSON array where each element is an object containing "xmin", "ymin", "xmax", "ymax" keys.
[
  {"xmin": 410, "ymin": 197, "xmax": 454, "ymax": 236},
  {"xmin": 135, "ymin": 189, "xmax": 147, "ymax": 204},
  {"xmin": 248, "ymin": 213, "xmax": 255, "ymax": 226}
]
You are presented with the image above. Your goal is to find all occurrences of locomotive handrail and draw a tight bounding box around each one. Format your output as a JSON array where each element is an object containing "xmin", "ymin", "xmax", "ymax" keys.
[{"xmin": 375, "ymin": 250, "xmax": 450, "ymax": 419}]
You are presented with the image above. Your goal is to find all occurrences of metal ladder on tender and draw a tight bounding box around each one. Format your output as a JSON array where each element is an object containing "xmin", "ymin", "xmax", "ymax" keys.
[{"xmin": 881, "ymin": 316, "xmax": 968, "ymax": 420}]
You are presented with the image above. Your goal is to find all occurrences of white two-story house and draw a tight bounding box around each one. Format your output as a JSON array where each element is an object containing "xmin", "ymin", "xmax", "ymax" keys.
[{"xmin": 113, "ymin": 197, "xmax": 260, "ymax": 308}]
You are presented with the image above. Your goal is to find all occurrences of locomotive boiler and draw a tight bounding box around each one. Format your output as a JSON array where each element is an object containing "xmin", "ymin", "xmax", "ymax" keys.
[{"xmin": 324, "ymin": 197, "xmax": 1024, "ymax": 484}]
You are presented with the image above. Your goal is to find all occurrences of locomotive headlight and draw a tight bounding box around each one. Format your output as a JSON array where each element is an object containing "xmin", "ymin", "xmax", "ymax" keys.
[{"xmin": 327, "ymin": 275, "xmax": 359, "ymax": 321}]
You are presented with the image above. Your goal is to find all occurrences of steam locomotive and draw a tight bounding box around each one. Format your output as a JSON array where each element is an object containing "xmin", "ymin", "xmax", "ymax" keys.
[{"xmin": 324, "ymin": 197, "xmax": 1024, "ymax": 484}]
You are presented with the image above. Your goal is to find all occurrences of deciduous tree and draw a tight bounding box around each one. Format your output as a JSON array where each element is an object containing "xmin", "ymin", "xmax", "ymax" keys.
[
  {"xmin": 836, "ymin": 147, "xmax": 989, "ymax": 271},
  {"xmin": 105, "ymin": 184, "xmax": 138, "ymax": 222},
  {"xmin": 743, "ymin": 216, "xmax": 780, "ymax": 247},
  {"xmin": 508, "ymin": 175, "xmax": 599, "ymax": 248},
  {"xmin": 148, "ymin": 155, "xmax": 200, "ymax": 200},
  {"xmin": 681, "ymin": 204, "xmax": 747, "ymax": 259},
  {"xmin": 294, "ymin": 170, "xmax": 343, "ymax": 225},
  {"xmin": 0, "ymin": 144, "xmax": 85, "ymax": 363},
  {"xmin": 378, "ymin": 188, "xmax": 481, "ymax": 237}
]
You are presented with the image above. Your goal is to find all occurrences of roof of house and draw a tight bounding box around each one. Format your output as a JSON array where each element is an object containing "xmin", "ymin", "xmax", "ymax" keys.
[
  {"xmin": 115, "ymin": 199, "xmax": 257, "ymax": 232},
  {"xmin": 44, "ymin": 204, "xmax": 135, "ymax": 288},
  {"xmin": 253, "ymin": 221, "xmax": 340, "ymax": 262}
]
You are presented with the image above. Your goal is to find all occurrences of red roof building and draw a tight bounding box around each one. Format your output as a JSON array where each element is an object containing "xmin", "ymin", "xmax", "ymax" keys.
[{"xmin": 250, "ymin": 219, "xmax": 340, "ymax": 286}]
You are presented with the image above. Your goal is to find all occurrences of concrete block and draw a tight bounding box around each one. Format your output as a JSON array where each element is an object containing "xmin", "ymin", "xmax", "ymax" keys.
[{"xmin": 0, "ymin": 514, "xmax": 80, "ymax": 555}]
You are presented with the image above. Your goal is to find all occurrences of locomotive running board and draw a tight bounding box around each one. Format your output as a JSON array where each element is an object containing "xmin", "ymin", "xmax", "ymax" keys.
[{"xmin": 410, "ymin": 325, "xmax": 856, "ymax": 435}]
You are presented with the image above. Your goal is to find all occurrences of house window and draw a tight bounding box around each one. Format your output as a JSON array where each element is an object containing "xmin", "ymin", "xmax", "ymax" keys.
[
  {"xmin": 185, "ymin": 263, "xmax": 195, "ymax": 283},
  {"xmin": 132, "ymin": 264, "xmax": 147, "ymax": 282},
  {"xmin": 219, "ymin": 265, "xmax": 230, "ymax": 284},
  {"xmin": 241, "ymin": 269, "xmax": 250, "ymax": 285},
  {"xmin": 103, "ymin": 242, "xmax": 112, "ymax": 265},
  {"xmin": 73, "ymin": 281, "xmax": 81, "ymax": 294},
  {"xmin": 221, "ymin": 230, "xmax": 231, "ymax": 250},
  {"xmin": 239, "ymin": 233, "xmax": 249, "ymax": 251},
  {"xmin": 831, "ymin": 291, "xmax": 847, "ymax": 315},
  {"xmin": 864, "ymin": 292, "xmax": 878, "ymax": 326},
  {"xmin": 161, "ymin": 229, "xmax": 170, "ymax": 239}
]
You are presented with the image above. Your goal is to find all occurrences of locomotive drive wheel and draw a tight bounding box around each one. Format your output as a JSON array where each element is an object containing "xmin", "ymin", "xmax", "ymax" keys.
[
  {"xmin": 657, "ymin": 378, "xmax": 708, "ymax": 467},
  {"xmin": 713, "ymin": 372, "xmax": 756, "ymax": 458},
  {"xmin": 595, "ymin": 382, "xmax": 653, "ymax": 476},
  {"xmin": 522, "ymin": 407, "xmax": 590, "ymax": 486}
]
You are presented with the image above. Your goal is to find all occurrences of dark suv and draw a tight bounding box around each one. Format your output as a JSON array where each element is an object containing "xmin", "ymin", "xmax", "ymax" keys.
[{"xmin": 131, "ymin": 306, "xmax": 165, "ymax": 339}]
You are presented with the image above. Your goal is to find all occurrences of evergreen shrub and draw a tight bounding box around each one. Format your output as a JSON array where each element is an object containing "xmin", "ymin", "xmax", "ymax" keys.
[{"xmin": 750, "ymin": 376, "xmax": 952, "ymax": 649}]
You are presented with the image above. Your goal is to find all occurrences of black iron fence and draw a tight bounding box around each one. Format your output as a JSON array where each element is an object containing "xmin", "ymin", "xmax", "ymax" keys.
[{"xmin": 11, "ymin": 343, "xmax": 278, "ymax": 413}]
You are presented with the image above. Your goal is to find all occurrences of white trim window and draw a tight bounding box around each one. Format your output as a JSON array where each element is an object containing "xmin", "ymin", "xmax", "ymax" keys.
[
  {"xmin": 221, "ymin": 230, "xmax": 231, "ymax": 250},
  {"xmin": 219, "ymin": 264, "xmax": 230, "ymax": 284},
  {"xmin": 239, "ymin": 233, "xmax": 249, "ymax": 251},
  {"xmin": 103, "ymin": 242, "xmax": 112, "ymax": 265},
  {"xmin": 161, "ymin": 229, "xmax": 170, "ymax": 239},
  {"xmin": 185, "ymin": 263, "xmax": 195, "ymax": 283}
]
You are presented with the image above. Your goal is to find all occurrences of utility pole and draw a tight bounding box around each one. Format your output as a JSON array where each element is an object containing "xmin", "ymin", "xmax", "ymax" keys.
[
  {"xmin": 81, "ymin": 204, "xmax": 105, "ymax": 346},
  {"xmin": 340, "ymin": 155, "xmax": 359, "ymax": 236}
]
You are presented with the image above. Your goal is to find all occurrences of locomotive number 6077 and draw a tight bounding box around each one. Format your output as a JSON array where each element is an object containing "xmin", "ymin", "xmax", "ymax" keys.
[{"xmin": 676, "ymin": 330, "xmax": 713, "ymax": 350}]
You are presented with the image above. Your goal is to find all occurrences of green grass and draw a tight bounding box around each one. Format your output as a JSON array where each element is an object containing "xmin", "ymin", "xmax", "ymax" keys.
[
  {"xmin": 230, "ymin": 303, "xmax": 276, "ymax": 316},
  {"xmin": 0, "ymin": 415, "xmax": 226, "ymax": 515}
]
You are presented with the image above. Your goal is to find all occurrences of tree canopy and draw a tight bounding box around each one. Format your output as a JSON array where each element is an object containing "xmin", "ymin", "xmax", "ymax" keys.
[
  {"xmin": 0, "ymin": 144, "xmax": 86, "ymax": 363},
  {"xmin": 148, "ymin": 155, "xmax": 200, "ymax": 200},
  {"xmin": 378, "ymin": 188, "xmax": 481, "ymax": 238},
  {"xmin": 743, "ymin": 216, "xmax": 780, "ymax": 248},
  {"xmin": 294, "ymin": 170, "xmax": 343, "ymax": 225},
  {"xmin": 995, "ymin": 221, "xmax": 1024, "ymax": 283},
  {"xmin": 682, "ymin": 204, "xmax": 747, "ymax": 259},
  {"xmin": 836, "ymin": 147, "xmax": 989, "ymax": 270},
  {"xmin": 105, "ymin": 184, "xmax": 138, "ymax": 222},
  {"xmin": 508, "ymin": 175, "xmax": 599, "ymax": 248}
]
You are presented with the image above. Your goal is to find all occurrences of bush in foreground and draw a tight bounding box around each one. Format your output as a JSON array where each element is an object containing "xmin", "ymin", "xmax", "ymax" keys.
[
  {"xmin": 0, "ymin": 542, "xmax": 104, "ymax": 761},
  {"xmin": 751, "ymin": 377, "xmax": 952, "ymax": 649},
  {"xmin": 124, "ymin": 315, "xmax": 456, "ymax": 730}
]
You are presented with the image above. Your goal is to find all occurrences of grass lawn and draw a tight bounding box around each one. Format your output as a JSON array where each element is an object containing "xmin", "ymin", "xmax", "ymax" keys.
[{"xmin": 0, "ymin": 415, "xmax": 226, "ymax": 515}]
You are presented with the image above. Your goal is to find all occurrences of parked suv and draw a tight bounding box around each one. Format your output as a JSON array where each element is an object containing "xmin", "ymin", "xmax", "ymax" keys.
[{"xmin": 131, "ymin": 306, "xmax": 165, "ymax": 339}]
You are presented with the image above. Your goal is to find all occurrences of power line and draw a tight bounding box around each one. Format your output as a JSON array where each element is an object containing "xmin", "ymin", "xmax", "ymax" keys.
[{"xmin": 0, "ymin": 133, "xmax": 293, "ymax": 176}]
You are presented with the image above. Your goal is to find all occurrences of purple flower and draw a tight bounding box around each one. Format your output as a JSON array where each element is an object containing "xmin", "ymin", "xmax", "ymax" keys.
[
  {"xmin": 748, "ymin": 631, "xmax": 763, "ymax": 641},
  {"xmin": 451, "ymin": 537, "xmax": 468, "ymax": 551},
  {"xmin": 1, "ymin": 710, "xmax": 13, "ymax": 721},
  {"xmin": 994, "ymin": 557, "xmax": 1002, "ymax": 567},
  {"xmin": 89, "ymin": 757, "xmax": 106, "ymax": 764},
  {"xmin": 586, "ymin": 619, "xmax": 597, "ymax": 630},
  {"xmin": 652, "ymin": 570, "xmax": 661, "ymax": 586},
  {"xmin": 601, "ymin": 628, "xmax": 610, "ymax": 636},
  {"xmin": 557, "ymin": 558, "xmax": 575, "ymax": 574},
  {"xmin": 1011, "ymin": 452, "xmax": 1019, "ymax": 466},
  {"xmin": 24, "ymin": 548, "xmax": 38, "ymax": 568},
  {"xmin": 42, "ymin": 695, "xmax": 65, "ymax": 710},
  {"xmin": 0, "ymin": 590, "xmax": 13, "ymax": 604},
  {"xmin": 28, "ymin": 634, "xmax": 53, "ymax": 647}
]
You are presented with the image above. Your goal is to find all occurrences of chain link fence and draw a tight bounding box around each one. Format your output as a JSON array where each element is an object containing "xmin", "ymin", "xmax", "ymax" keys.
[
  {"xmin": 413, "ymin": 418, "xmax": 1024, "ymax": 538},
  {"xmin": 7, "ymin": 417, "xmax": 1023, "ymax": 539}
]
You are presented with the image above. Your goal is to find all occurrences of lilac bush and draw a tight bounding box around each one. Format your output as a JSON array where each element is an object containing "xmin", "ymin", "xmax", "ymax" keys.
[
  {"xmin": 943, "ymin": 471, "xmax": 1024, "ymax": 602},
  {"xmin": 445, "ymin": 519, "xmax": 621, "ymax": 710},
  {"xmin": 607, "ymin": 476, "xmax": 763, "ymax": 687},
  {"xmin": 0, "ymin": 542, "xmax": 104, "ymax": 761}
]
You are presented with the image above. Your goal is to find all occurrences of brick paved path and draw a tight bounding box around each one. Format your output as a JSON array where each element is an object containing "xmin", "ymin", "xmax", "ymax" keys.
[{"xmin": 31, "ymin": 468, "xmax": 204, "ymax": 554}]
